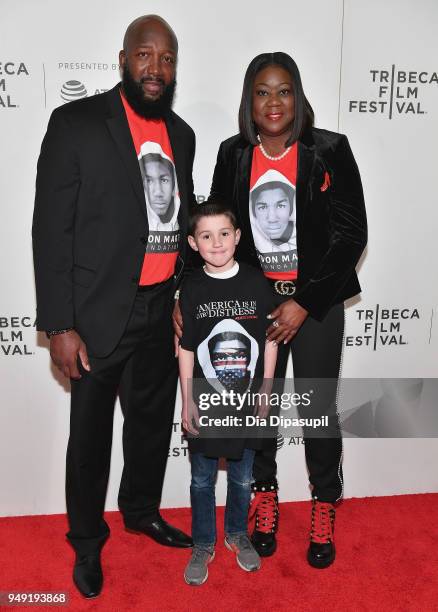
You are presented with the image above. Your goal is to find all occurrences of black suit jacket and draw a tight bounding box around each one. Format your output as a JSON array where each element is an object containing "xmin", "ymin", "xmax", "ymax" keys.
[
  {"xmin": 210, "ymin": 128, "xmax": 367, "ymax": 321},
  {"xmin": 33, "ymin": 85, "xmax": 196, "ymax": 357}
]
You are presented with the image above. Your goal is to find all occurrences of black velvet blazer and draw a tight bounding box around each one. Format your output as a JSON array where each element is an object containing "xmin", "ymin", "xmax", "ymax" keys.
[{"xmin": 210, "ymin": 127, "xmax": 367, "ymax": 321}]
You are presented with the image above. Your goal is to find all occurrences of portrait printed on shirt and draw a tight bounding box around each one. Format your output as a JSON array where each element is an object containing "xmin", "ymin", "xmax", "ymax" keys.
[
  {"xmin": 138, "ymin": 141, "xmax": 180, "ymax": 253},
  {"xmin": 197, "ymin": 319, "xmax": 259, "ymax": 395},
  {"xmin": 249, "ymin": 169, "xmax": 297, "ymax": 274}
]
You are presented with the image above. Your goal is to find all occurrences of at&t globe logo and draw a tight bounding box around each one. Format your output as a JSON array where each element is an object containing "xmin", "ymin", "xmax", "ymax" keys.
[
  {"xmin": 276, "ymin": 432, "xmax": 284, "ymax": 450},
  {"xmin": 60, "ymin": 80, "xmax": 87, "ymax": 103}
]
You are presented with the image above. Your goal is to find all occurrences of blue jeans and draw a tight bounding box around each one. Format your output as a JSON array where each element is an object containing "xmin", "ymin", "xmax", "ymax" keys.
[{"xmin": 190, "ymin": 449, "xmax": 255, "ymax": 547}]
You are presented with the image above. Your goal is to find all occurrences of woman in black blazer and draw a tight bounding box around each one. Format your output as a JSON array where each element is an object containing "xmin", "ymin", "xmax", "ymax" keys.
[{"xmin": 210, "ymin": 52, "xmax": 367, "ymax": 568}]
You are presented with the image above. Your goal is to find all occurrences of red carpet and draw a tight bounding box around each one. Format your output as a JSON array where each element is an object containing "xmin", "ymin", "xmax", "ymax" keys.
[{"xmin": 0, "ymin": 494, "xmax": 437, "ymax": 611}]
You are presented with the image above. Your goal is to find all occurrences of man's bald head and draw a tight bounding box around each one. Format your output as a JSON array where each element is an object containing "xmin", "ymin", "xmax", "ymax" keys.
[{"xmin": 123, "ymin": 15, "xmax": 178, "ymax": 54}]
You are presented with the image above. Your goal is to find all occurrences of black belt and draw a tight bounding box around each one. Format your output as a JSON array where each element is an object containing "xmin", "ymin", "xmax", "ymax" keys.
[{"xmin": 269, "ymin": 279, "xmax": 297, "ymax": 296}]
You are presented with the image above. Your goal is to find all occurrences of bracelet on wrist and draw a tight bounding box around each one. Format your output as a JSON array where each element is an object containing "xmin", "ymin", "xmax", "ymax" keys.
[{"xmin": 46, "ymin": 328, "xmax": 73, "ymax": 339}]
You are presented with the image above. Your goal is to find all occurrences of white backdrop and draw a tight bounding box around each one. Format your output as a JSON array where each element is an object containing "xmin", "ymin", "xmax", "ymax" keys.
[{"xmin": 0, "ymin": 0, "xmax": 437, "ymax": 517}]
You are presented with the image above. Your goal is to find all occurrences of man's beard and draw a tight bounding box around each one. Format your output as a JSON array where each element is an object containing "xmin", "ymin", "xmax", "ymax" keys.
[{"xmin": 121, "ymin": 64, "xmax": 176, "ymax": 119}]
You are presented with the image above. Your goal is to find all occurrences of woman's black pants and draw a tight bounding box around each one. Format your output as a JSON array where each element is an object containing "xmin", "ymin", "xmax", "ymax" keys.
[{"xmin": 253, "ymin": 300, "xmax": 344, "ymax": 503}]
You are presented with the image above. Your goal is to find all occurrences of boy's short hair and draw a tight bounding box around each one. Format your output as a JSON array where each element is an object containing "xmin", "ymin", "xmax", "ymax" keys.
[{"xmin": 189, "ymin": 197, "xmax": 238, "ymax": 235}]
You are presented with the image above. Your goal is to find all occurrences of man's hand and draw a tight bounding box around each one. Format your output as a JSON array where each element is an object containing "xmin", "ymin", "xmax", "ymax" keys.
[
  {"xmin": 172, "ymin": 299, "xmax": 183, "ymax": 338},
  {"xmin": 266, "ymin": 299, "xmax": 308, "ymax": 344},
  {"xmin": 50, "ymin": 330, "xmax": 90, "ymax": 380},
  {"xmin": 181, "ymin": 398, "xmax": 200, "ymax": 436}
]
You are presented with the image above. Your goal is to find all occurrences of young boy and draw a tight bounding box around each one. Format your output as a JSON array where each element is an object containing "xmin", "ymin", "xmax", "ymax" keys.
[{"xmin": 178, "ymin": 200, "xmax": 277, "ymax": 586}]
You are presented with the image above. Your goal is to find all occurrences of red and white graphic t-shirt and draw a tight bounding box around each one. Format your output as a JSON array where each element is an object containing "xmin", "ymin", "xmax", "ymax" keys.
[
  {"xmin": 121, "ymin": 94, "xmax": 180, "ymax": 285},
  {"xmin": 249, "ymin": 143, "xmax": 298, "ymax": 280}
]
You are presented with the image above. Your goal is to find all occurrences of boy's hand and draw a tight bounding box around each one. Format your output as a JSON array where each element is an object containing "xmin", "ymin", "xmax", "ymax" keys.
[
  {"xmin": 254, "ymin": 395, "xmax": 270, "ymax": 419},
  {"xmin": 172, "ymin": 299, "xmax": 183, "ymax": 338},
  {"xmin": 182, "ymin": 398, "xmax": 200, "ymax": 436},
  {"xmin": 254, "ymin": 380, "xmax": 273, "ymax": 418}
]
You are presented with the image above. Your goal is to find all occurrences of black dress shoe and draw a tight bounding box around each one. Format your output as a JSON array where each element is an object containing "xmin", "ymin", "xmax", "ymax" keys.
[
  {"xmin": 307, "ymin": 541, "xmax": 336, "ymax": 569},
  {"xmin": 251, "ymin": 530, "xmax": 277, "ymax": 557},
  {"xmin": 126, "ymin": 516, "xmax": 193, "ymax": 548},
  {"xmin": 73, "ymin": 553, "xmax": 103, "ymax": 598}
]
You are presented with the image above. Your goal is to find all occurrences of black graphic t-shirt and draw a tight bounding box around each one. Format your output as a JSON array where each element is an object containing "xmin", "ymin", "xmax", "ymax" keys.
[{"xmin": 180, "ymin": 262, "xmax": 274, "ymax": 458}]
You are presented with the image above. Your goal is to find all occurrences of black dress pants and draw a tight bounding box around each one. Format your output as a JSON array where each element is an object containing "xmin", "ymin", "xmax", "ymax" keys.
[
  {"xmin": 66, "ymin": 281, "xmax": 177, "ymax": 555},
  {"xmin": 253, "ymin": 299, "xmax": 344, "ymax": 503}
]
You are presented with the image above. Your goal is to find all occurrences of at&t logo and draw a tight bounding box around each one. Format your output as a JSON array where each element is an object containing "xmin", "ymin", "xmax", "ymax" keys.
[{"xmin": 60, "ymin": 80, "xmax": 87, "ymax": 103}]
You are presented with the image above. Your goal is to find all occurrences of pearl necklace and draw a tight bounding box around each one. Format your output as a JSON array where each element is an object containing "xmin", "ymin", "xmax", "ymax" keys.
[{"xmin": 257, "ymin": 135, "xmax": 291, "ymax": 161}]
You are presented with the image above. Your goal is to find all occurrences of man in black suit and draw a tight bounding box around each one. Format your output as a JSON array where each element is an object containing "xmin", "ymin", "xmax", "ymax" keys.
[{"xmin": 33, "ymin": 15, "xmax": 194, "ymax": 598}]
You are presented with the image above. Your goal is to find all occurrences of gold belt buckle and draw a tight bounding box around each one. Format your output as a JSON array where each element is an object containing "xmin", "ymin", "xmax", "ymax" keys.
[{"xmin": 274, "ymin": 280, "xmax": 296, "ymax": 296}]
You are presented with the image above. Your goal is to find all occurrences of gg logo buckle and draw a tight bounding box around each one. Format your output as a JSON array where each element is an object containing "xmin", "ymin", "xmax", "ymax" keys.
[{"xmin": 274, "ymin": 280, "xmax": 296, "ymax": 296}]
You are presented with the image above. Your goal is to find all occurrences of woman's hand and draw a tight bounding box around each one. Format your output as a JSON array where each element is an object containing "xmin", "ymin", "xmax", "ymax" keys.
[{"xmin": 266, "ymin": 299, "xmax": 308, "ymax": 344}]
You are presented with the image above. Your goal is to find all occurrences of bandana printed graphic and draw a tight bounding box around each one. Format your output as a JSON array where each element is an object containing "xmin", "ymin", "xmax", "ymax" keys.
[
  {"xmin": 211, "ymin": 335, "xmax": 250, "ymax": 392},
  {"xmin": 197, "ymin": 319, "xmax": 259, "ymax": 395}
]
